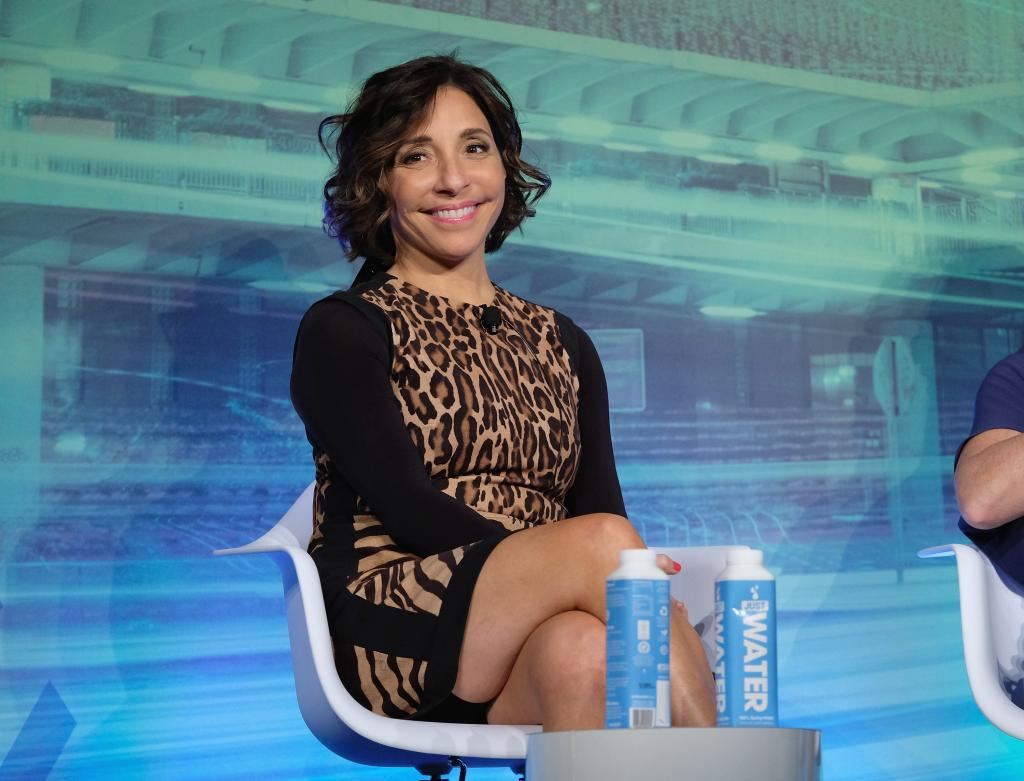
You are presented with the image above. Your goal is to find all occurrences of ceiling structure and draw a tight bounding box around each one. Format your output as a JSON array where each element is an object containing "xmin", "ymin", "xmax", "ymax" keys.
[
  {"xmin": 3, "ymin": 0, "xmax": 1022, "ymax": 172},
  {"xmin": 0, "ymin": 0, "xmax": 1022, "ymax": 322}
]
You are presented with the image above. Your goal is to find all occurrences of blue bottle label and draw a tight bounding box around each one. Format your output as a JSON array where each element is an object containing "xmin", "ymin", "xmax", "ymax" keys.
[
  {"xmin": 605, "ymin": 578, "xmax": 670, "ymax": 728},
  {"xmin": 714, "ymin": 579, "xmax": 777, "ymax": 727}
]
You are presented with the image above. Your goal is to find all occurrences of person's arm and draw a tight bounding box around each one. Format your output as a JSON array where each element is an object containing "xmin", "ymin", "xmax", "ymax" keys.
[
  {"xmin": 563, "ymin": 325, "xmax": 627, "ymax": 518},
  {"xmin": 955, "ymin": 430, "xmax": 1024, "ymax": 530},
  {"xmin": 954, "ymin": 356, "xmax": 1024, "ymax": 530},
  {"xmin": 291, "ymin": 297, "xmax": 509, "ymax": 557}
]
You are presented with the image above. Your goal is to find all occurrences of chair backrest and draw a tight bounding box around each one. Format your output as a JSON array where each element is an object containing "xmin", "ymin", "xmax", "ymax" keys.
[
  {"xmin": 657, "ymin": 545, "xmax": 752, "ymax": 664},
  {"xmin": 920, "ymin": 543, "xmax": 1024, "ymax": 740},
  {"xmin": 978, "ymin": 550, "xmax": 1024, "ymax": 707},
  {"xmin": 222, "ymin": 482, "xmax": 539, "ymax": 769},
  {"xmin": 273, "ymin": 481, "xmax": 317, "ymax": 549}
]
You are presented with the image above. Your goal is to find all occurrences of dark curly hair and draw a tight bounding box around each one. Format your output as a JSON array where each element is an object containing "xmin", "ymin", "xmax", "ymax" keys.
[{"xmin": 318, "ymin": 53, "xmax": 551, "ymax": 267}]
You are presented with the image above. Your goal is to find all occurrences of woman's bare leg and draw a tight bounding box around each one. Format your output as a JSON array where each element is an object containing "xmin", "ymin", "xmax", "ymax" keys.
[
  {"xmin": 451, "ymin": 513, "xmax": 715, "ymax": 729},
  {"xmin": 669, "ymin": 598, "xmax": 717, "ymax": 726},
  {"xmin": 486, "ymin": 611, "xmax": 606, "ymax": 731},
  {"xmin": 453, "ymin": 513, "xmax": 640, "ymax": 704}
]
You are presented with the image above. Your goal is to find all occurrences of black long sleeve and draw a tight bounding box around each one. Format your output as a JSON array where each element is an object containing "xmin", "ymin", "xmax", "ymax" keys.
[
  {"xmin": 563, "ymin": 325, "xmax": 627, "ymax": 518},
  {"xmin": 290, "ymin": 296, "xmax": 508, "ymax": 558}
]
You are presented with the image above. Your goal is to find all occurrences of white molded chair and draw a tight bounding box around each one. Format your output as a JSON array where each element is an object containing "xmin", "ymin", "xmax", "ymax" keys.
[
  {"xmin": 216, "ymin": 482, "xmax": 749, "ymax": 778},
  {"xmin": 919, "ymin": 543, "xmax": 1024, "ymax": 740}
]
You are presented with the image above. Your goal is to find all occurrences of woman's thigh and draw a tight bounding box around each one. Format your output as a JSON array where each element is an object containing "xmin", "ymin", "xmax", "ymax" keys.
[{"xmin": 452, "ymin": 513, "xmax": 642, "ymax": 703}]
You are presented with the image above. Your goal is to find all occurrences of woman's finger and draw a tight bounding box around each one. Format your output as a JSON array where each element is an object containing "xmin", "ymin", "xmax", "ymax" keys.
[{"xmin": 655, "ymin": 553, "xmax": 682, "ymax": 574}]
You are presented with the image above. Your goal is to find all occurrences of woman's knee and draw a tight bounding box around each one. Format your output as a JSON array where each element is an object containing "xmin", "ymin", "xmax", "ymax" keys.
[
  {"xmin": 581, "ymin": 512, "xmax": 645, "ymax": 561},
  {"xmin": 532, "ymin": 612, "xmax": 606, "ymax": 692}
]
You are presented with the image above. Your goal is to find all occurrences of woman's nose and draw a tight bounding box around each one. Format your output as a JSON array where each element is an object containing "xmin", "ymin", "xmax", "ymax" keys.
[{"xmin": 435, "ymin": 155, "xmax": 470, "ymax": 194}]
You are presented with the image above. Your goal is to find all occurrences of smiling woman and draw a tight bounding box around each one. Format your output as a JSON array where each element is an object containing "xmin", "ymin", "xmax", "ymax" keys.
[
  {"xmin": 385, "ymin": 87, "xmax": 508, "ymax": 281},
  {"xmin": 317, "ymin": 54, "xmax": 549, "ymax": 285},
  {"xmin": 290, "ymin": 54, "xmax": 715, "ymax": 730}
]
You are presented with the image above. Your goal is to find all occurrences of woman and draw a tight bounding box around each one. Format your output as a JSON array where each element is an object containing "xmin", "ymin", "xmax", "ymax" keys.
[{"xmin": 291, "ymin": 54, "xmax": 715, "ymax": 730}]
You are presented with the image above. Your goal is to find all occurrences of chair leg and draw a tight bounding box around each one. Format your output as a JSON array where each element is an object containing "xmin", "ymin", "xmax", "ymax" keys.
[
  {"xmin": 414, "ymin": 757, "xmax": 467, "ymax": 781},
  {"xmin": 413, "ymin": 757, "xmax": 524, "ymax": 781},
  {"xmin": 450, "ymin": 757, "xmax": 468, "ymax": 780},
  {"xmin": 414, "ymin": 761, "xmax": 449, "ymax": 780}
]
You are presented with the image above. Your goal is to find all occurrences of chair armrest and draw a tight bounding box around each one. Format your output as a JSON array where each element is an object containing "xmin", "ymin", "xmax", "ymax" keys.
[
  {"xmin": 917, "ymin": 544, "xmax": 956, "ymax": 559},
  {"xmin": 214, "ymin": 529, "xmax": 304, "ymax": 557}
]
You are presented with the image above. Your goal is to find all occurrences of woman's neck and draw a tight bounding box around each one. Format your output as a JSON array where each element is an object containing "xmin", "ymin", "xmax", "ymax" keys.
[{"xmin": 388, "ymin": 256, "xmax": 495, "ymax": 306}]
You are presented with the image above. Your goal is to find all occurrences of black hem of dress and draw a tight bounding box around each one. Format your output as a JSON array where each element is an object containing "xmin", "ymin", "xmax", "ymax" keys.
[{"xmin": 412, "ymin": 530, "xmax": 512, "ymax": 719}]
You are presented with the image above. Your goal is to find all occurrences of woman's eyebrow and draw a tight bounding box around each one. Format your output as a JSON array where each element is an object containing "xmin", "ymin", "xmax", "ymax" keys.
[{"xmin": 400, "ymin": 128, "xmax": 492, "ymax": 146}]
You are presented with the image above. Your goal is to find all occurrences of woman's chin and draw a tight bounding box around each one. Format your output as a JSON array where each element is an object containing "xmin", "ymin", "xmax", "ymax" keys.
[{"xmin": 419, "ymin": 242, "xmax": 488, "ymax": 268}]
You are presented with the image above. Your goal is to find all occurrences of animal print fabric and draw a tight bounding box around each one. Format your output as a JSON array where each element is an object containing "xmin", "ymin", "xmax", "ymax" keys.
[{"xmin": 314, "ymin": 276, "xmax": 582, "ymax": 718}]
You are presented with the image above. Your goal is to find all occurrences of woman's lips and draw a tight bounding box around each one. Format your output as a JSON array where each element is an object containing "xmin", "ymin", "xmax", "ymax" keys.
[{"xmin": 424, "ymin": 202, "xmax": 480, "ymax": 224}]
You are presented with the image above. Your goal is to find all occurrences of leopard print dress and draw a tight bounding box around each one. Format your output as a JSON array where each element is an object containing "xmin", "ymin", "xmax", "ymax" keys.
[{"xmin": 292, "ymin": 274, "xmax": 584, "ymax": 719}]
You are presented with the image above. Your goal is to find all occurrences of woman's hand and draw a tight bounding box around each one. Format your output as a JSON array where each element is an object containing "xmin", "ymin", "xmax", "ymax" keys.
[
  {"xmin": 655, "ymin": 553, "xmax": 682, "ymax": 576},
  {"xmin": 654, "ymin": 555, "xmax": 689, "ymax": 617}
]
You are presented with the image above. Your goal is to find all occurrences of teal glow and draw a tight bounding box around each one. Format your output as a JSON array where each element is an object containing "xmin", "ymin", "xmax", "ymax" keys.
[
  {"xmin": 247, "ymin": 280, "xmax": 335, "ymax": 294},
  {"xmin": 262, "ymin": 99, "xmax": 323, "ymax": 113},
  {"xmin": 992, "ymin": 190, "xmax": 1018, "ymax": 199},
  {"xmin": 127, "ymin": 83, "xmax": 192, "ymax": 97},
  {"xmin": 190, "ymin": 70, "xmax": 262, "ymax": 93},
  {"xmin": 659, "ymin": 130, "xmax": 713, "ymax": 149},
  {"xmin": 697, "ymin": 153, "xmax": 742, "ymax": 165},
  {"xmin": 840, "ymin": 154, "xmax": 888, "ymax": 172},
  {"xmin": 604, "ymin": 141, "xmax": 651, "ymax": 153},
  {"xmin": 39, "ymin": 49, "xmax": 119, "ymax": 73},
  {"xmin": 558, "ymin": 116, "xmax": 614, "ymax": 138},
  {"xmin": 324, "ymin": 86, "xmax": 356, "ymax": 106},
  {"xmin": 53, "ymin": 432, "xmax": 87, "ymax": 455},
  {"xmin": 962, "ymin": 169, "xmax": 1002, "ymax": 186},
  {"xmin": 699, "ymin": 305, "xmax": 762, "ymax": 319},
  {"xmin": 961, "ymin": 148, "xmax": 1020, "ymax": 167},
  {"xmin": 539, "ymin": 214, "xmax": 1024, "ymax": 311},
  {"xmin": 0, "ymin": 63, "xmax": 51, "ymax": 101},
  {"xmin": 755, "ymin": 142, "xmax": 803, "ymax": 161}
]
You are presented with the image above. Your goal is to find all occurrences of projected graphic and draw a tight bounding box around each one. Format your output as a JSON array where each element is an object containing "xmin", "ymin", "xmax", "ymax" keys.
[{"xmin": 1, "ymin": 1, "xmax": 1023, "ymax": 779}]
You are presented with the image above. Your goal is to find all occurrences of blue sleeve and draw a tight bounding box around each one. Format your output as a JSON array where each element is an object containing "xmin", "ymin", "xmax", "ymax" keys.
[
  {"xmin": 957, "ymin": 349, "xmax": 1024, "ymax": 590},
  {"xmin": 959, "ymin": 350, "xmax": 1024, "ymax": 461}
]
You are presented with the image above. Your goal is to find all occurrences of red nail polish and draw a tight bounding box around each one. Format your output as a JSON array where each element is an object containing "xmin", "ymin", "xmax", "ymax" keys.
[{"xmin": 673, "ymin": 562, "xmax": 682, "ymax": 572}]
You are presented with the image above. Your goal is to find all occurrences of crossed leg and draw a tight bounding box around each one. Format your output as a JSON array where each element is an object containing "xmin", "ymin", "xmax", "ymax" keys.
[{"xmin": 452, "ymin": 513, "xmax": 716, "ymax": 731}]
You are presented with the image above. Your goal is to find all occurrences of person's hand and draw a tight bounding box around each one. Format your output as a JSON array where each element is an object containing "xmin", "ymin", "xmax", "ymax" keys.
[
  {"xmin": 671, "ymin": 596, "xmax": 689, "ymax": 620},
  {"xmin": 653, "ymin": 555, "xmax": 689, "ymax": 618},
  {"xmin": 655, "ymin": 553, "xmax": 682, "ymax": 576}
]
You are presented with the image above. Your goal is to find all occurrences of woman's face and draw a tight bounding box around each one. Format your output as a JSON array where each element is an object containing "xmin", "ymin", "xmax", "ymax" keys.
[{"xmin": 386, "ymin": 86, "xmax": 506, "ymax": 270}]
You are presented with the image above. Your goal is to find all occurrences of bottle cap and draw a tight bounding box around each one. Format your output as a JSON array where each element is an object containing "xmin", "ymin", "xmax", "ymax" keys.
[
  {"xmin": 726, "ymin": 548, "xmax": 763, "ymax": 566},
  {"xmin": 619, "ymin": 548, "xmax": 656, "ymax": 566}
]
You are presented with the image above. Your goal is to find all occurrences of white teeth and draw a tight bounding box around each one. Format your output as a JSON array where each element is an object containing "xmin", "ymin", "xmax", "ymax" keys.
[{"xmin": 433, "ymin": 205, "xmax": 476, "ymax": 219}]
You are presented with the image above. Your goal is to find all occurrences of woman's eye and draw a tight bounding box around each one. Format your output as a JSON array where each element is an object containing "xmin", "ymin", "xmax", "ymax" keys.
[
  {"xmin": 467, "ymin": 142, "xmax": 490, "ymax": 154},
  {"xmin": 401, "ymin": 151, "xmax": 426, "ymax": 164}
]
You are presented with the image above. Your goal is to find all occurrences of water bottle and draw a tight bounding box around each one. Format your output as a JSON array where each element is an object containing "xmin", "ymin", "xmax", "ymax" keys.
[
  {"xmin": 713, "ymin": 548, "xmax": 778, "ymax": 727},
  {"xmin": 605, "ymin": 549, "xmax": 670, "ymax": 729}
]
